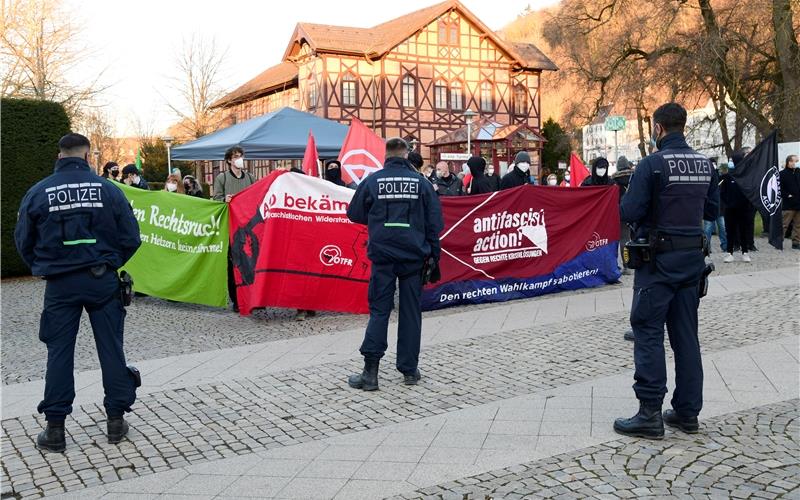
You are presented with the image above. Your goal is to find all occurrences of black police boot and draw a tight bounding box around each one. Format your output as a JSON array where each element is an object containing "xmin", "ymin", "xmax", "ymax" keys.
[
  {"xmin": 348, "ymin": 359, "xmax": 379, "ymax": 391},
  {"xmin": 403, "ymin": 369, "xmax": 421, "ymax": 385},
  {"xmin": 36, "ymin": 421, "xmax": 66, "ymax": 453},
  {"xmin": 107, "ymin": 416, "xmax": 129, "ymax": 444},
  {"xmin": 613, "ymin": 402, "xmax": 664, "ymax": 439},
  {"xmin": 663, "ymin": 409, "xmax": 699, "ymax": 433},
  {"xmin": 623, "ymin": 329, "xmax": 635, "ymax": 341}
]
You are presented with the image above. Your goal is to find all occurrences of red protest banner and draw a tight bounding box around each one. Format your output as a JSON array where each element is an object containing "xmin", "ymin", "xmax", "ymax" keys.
[
  {"xmin": 423, "ymin": 184, "xmax": 621, "ymax": 310},
  {"xmin": 228, "ymin": 171, "xmax": 370, "ymax": 315},
  {"xmin": 338, "ymin": 117, "xmax": 385, "ymax": 186}
]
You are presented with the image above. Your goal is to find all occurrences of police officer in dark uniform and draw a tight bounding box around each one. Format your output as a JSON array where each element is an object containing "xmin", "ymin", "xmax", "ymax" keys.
[
  {"xmin": 614, "ymin": 103, "xmax": 719, "ymax": 439},
  {"xmin": 346, "ymin": 138, "xmax": 444, "ymax": 390},
  {"xmin": 14, "ymin": 133, "xmax": 142, "ymax": 452}
]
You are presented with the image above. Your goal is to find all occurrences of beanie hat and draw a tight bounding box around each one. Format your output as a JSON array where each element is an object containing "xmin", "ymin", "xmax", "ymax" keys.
[
  {"xmin": 324, "ymin": 159, "xmax": 341, "ymax": 168},
  {"xmin": 616, "ymin": 156, "xmax": 631, "ymax": 171},
  {"xmin": 407, "ymin": 152, "xmax": 424, "ymax": 170},
  {"xmin": 514, "ymin": 151, "xmax": 531, "ymax": 164},
  {"xmin": 467, "ymin": 156, "xmax": 486, "ymax": 170}
]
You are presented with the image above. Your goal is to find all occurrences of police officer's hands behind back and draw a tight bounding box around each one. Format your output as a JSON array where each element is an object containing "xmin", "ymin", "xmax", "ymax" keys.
[{"xmin": 422, "ymin": 256, "xmax": 441, "ymax": 285}]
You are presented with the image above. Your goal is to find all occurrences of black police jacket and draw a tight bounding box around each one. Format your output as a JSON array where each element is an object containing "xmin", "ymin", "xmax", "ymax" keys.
[
  {"xmin": 347, "ymin": 156, "xmax": 444, "ymax": 264},
  {"xmin": 620, "ymin": 133, "xmax": 719, "ymax": 239},
  {"xmin": 15, "ymin": 157, "xmax": 142, "ymax": 277}
]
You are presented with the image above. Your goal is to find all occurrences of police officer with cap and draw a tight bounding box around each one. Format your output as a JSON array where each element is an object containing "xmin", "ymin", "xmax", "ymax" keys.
[
  {"xmin": 15, "ymin": 133, "xmax": 142, "ymax": 452},
  {"xmin": 346, "ymin": 138, "xmax": 444, "ymax": 390},
  {"xmin": 614, "ymin": 103, "xmax": 719, "ymax": 439}
]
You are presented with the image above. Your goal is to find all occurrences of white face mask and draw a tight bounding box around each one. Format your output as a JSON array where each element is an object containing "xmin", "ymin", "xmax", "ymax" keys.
[
  {"xmin": 487, "ymin": 168, "xmax": 495, "ymax": 176},
  {"xmin": 131, "ymin": 175, "xmax": 140, "ymax": 184},
  {"xmin": 517, "ymin": 162, "xmax": 530, "ymax": 173},
  {"xmin": 233, "ymin": 158, "xmax": 245, "ymax": 169},
  {"xmin": 166, "ymin": 182, "xmax": 178, "ymax": 192},
  {"xmin": 596, "ymin": 167, "xmax": 607, "ymax": 176},
  {"xmin": 548, "ymin": 178, "xmax": 557, "ymax": 186},
  {"xmin": 461, "ymin": 164, "xmax": 469, "ymax": 174},
  {"xmin": 565, "ymin": 174, "xmax": 571, "ymax": 182}
]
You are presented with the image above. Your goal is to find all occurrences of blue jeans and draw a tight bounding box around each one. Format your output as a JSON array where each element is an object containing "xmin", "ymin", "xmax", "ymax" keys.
[{"xmin": 703, "ymin": 217, "xmax": 727, "ymax": 251}]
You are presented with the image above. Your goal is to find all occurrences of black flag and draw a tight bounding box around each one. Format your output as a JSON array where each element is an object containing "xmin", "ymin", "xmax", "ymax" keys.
[{"xmin": 730, "ymin": 131, "xmax": 783, "ymax": 250}]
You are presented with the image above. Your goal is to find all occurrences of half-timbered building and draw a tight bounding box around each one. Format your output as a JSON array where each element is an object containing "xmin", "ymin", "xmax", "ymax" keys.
[{"xmin": 212, "ymin": 0, "xmax": 556, "ymax": 173}]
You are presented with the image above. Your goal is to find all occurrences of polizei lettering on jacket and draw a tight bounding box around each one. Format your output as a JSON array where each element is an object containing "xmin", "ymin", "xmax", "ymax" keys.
[
  {"xmin": 377, "ymin": 176, "xmax": 420, "ymax": 200},
  {"xmin": 45, "ymin": 183, "xmax": 104, "ymax": 212},
  {"xmin": 471, "ymin": 208, "xmax": 548, "ymax": 264}
]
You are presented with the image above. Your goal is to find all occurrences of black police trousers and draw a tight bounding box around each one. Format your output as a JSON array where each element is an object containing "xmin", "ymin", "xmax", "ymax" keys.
[
  {"xmin": 37, "ymin": 267, "xmax": 136, "ymax": 422},
  {"xmin": 630, "ymin": 248, "xmax": 704, "ymax": 417},
  {"xmin": 360, "ymin": 261, "xmax": 423, "ymax": 375}
]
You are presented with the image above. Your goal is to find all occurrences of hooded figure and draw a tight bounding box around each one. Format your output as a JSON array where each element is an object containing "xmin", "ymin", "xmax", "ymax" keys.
[
  {"xmin": 611, "ymin": 155, "xmax": 633, "ymax": 200},
  {"xmin": 407, "ymin": 152, "xmax": 424, "ymax": 173},
  {"xmin": 183, "ymin": 175, "xmax": 205, "ymax": 198},
  {"xmin": 324, "ymin": 159, "xmax": 346, "ymax": 187},
  {"xmin": 500, "ymin": 151, "xmax": 532, "ymax": 190},
  {"xmin": 581, "ymin": 157, "xmax": 611, "ymax": 186},
  {"xmin": 466, "ymin": 156, "xmax": 493, "ymax": 195}
]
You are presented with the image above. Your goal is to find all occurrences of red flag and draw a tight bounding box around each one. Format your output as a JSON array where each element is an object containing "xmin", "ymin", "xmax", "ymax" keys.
[
  {"xmin": 338, "ymin": 117, "xmax": 385, "ymax": 186},
  {"xmin": 302, "ymin": 131, "xmax": 319, "ymax": 176},
  {"xmin": 569, "ymin": 152, "xmax": 590, "ymax": 187}
]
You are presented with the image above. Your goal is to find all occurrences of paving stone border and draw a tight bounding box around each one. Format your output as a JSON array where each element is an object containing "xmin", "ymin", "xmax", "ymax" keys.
[
  {"xmin": 1, "ymin": 285, "xmax": 795, "ymax": 499},
  {"xmin": 391, "ymin": 399, "xmax": 800, "ymax": 500}
]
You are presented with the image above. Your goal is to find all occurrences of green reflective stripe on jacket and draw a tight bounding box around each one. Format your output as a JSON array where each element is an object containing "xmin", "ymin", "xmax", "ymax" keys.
[
  {"xmin": 383, "ymin": 223, "xmax": 410, "ymax": 228},
  {"xmin": 62, "ymin": 239, "xmax": 97, "ymax": 246}
]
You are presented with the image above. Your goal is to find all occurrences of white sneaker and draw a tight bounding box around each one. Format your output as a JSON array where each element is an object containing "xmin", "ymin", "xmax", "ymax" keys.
[
  {"xmin": 742, "ymin": 253, "xmax": 751, "ymax": 263},
  {"xmin": 723, "ymin": 253, "xmax": 734, "ymax": 263}
]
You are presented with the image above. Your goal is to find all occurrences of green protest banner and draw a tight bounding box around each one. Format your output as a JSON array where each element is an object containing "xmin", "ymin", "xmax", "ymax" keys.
[{"xmin": 118, "ymin": 184, "xmax": 229, "ymax": 307}]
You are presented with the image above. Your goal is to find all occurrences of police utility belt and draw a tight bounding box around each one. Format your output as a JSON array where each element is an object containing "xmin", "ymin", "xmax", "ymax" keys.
[{"xmin": 623, "ymin": 234, "xmax": 705, "ymax": 269}]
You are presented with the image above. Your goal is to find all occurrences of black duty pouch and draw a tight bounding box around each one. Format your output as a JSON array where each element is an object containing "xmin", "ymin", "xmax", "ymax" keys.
[
  {"xmin": 421, "ymin": 257, "xmax": 441, "ymax": 285},
  {"xmin": 623, "ymin": 239, "xmax": 652, "ymax": 270},
  {"xmin": 127, "ymin": 365, "xmax": 142, "ymax": 388},
  {"xmin": 698, "ymin": 262, "xmax": 715, "ymax": 299},
  {"xmin": 119, "ymin": 271, "xmax": 134, "ymax": 306}
]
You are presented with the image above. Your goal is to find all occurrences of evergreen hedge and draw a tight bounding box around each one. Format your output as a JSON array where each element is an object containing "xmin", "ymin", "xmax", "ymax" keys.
[{"xmin": 1, "ymin": 98, "xmax": 71, "ymax": 277}]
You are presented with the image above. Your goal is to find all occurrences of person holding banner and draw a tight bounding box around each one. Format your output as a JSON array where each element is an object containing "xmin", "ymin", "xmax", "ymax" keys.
[
  {"xmin": 15, "ymin": 133, "xmax": 142, "ymax": 452},
  {"xmin": 780, "ymin": 155, "xmax": 800, "ymax": 249},
  {"xmin": 346, "ymin": 138, "xmax": 443, "ymax": 390},
  {"xmin": 614, "ymin": 103, "xmax": 719, "ymax": 440}
]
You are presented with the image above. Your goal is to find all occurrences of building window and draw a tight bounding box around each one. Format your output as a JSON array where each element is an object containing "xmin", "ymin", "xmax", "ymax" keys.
[
  {"xmin": 438, "ymin": 19, "xmax": 459, "ymax": 46},
  {"xmin": 450, "ymin": 80, "xmax": 463, "ymax": 111},
  {"xmin": 513, "ymin": 84, "xmax": 527, "ymax": 115},
  {"xmin": 308, "ymin": 78, "xmax": 318, "ymax": 109},
  {"xmin": 434, "ymin": 79, "xmax": 448, "ymax": 110},
  {"xmin": 480, "ymin": 81, "xmax": 493, "ymax": 112},
  {"xmin": 341, "ymin": 73, "xmax": 357, "ymax": 107},
  {"xmin": 401, "ymin": 75, "xmax": 415, "ymax": 108}
]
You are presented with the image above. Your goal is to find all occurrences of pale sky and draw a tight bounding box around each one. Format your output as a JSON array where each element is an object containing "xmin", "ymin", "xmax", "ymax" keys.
[{"xmin": 66, "ymin": 0, "xmax": 559, "ymax": 136}]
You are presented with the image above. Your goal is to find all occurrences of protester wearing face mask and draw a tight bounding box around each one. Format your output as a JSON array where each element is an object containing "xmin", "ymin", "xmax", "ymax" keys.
[
  {"xmin": 546, "ymin": 174, "xmax": 558, "ymax": 186},
  {"xmin": 434, "ymin": 161, "xmax": 464, "ymax": 196},
  {"xmin": 719, "ymin": 150, "xmax": 753, "ymax": 263},
  {"xmin": 485, "ymin": 164, "xmax": 500, "ymax": 191},
  {"xmin": 212, "ymin": 145, "xmax": 255, "ymax": 313},
  {"xmin": 164, "ymin": 174, "xmax": 184, "ymax": 194},
  {"xmin": 561, "ymin": 171, "xmax": 572, "ymax": 186},
  {"xmin": 121, "ymin": 164, "xmax": 147, "ymax": 189},
  {"xmin": 500, "ymin": 151, "xmax": 533, "ymax": 190},
  {"xmin": 581, "ymin": 157, "xmax": 612, "ymax": 186}
]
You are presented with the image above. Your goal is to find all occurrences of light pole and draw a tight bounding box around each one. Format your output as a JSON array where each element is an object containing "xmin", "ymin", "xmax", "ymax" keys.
[
  {"xmin": 92, "ymin": 150, "xmax": 100, "ymax": 172},
  {"xmin": 161, "ymin": 136, "xmax": 174, "ymax": 178},
  {"xmin": 463, "ymin": 109, "xmax": 478, "ymax": 156}
]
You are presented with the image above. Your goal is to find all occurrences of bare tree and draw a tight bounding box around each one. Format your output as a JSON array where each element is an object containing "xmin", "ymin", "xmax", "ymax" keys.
[
  {"xmin": 0, "ymin": 0, "xmax": 106, "ymax": 118},
  {"xmin": 167, "ymin": 35, "xmax": 227, "ymax": 140},
  {"xmin": 74, "ymin": 109, "xmax": 122, "ymax": 171}
]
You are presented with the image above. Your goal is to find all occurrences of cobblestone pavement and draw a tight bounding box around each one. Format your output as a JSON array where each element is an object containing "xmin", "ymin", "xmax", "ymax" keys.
[
  {"xmin": 1, "ymin": 283, "xmax": 796, "ymax": 498},
  {"xmin": 392, "ymin": 399, "xmax": 800, "ymax": 500},
  {"xmin": 2, "ymin": 235, "xmax": 796, "ymax": 385}
]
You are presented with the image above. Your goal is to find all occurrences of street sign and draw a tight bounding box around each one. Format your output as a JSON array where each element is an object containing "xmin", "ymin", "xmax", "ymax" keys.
[
  {"xmin": 604, "ymin": 115, "xmax": 626, "ymax": 132},
  {"xmin": 557, "ymin": 161, "xmax": 567, "ymax": 170},
  {"xmin": 440, "ymin": 152, "xmax": 472, "ymax": 161}
]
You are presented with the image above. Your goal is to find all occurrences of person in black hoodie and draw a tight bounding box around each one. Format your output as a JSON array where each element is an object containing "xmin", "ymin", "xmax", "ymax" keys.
[
  {"xmin": 780, "ymin": 154, "xmax": 800, "ymax": 249},
  {"xmin": 466, "ymin": 156, "xmax": 493, "ymax": 194},
  {"xmin": 581, "ymin": 157, "xmax": 612, "ymax": 186},
  {"xmin": 324, "ymin": 159, "xmax": 348, "ymax": 187},
  {"xmin": 720, "ymin": 152, "xmax": 752, "ymax": 263},
  {"xmin": 486, "ymin": 163, "xmax": 501, "ymax": 191},
  {"xmin": 500, "ymin": 151, "xmax": 532, "ymax": 190}
]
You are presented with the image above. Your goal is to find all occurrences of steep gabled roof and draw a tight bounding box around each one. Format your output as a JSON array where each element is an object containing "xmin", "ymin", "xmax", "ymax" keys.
[{"xmin": 212, "ymin": 61, "xmax": 298, "ymax": 109}]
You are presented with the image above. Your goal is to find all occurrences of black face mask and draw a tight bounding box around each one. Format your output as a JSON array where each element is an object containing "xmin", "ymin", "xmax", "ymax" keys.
[{"xmin": 325, "ymin": 167, "xmax": 342, "ymax": 182}]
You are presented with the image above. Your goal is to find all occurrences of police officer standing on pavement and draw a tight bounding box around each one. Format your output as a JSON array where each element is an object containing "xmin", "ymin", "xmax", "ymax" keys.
[
  {"xmin": 346, "ymin": 138, "xmax": 444, "ymax": 390},
  {"xmin": 614, "ymin": 103, "xmax": 719, "ymax": 439},
  {"xmin": 15, "ymin": 133, "xmax": 142, "ymax": 452}
]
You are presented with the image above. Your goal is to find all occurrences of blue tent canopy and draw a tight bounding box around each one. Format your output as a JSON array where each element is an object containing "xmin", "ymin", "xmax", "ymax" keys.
[{"xmin": 170, "ymin": 107, "xmax": 349, "ymax": 161}]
